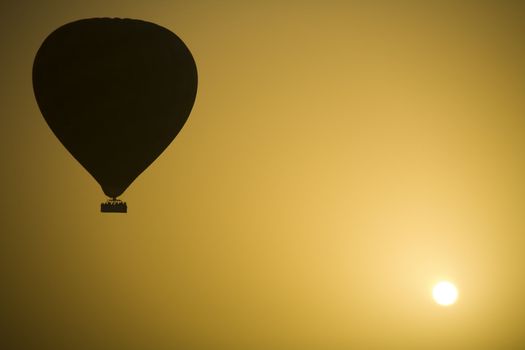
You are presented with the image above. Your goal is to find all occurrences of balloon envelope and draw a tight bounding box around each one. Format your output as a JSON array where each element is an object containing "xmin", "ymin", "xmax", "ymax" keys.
[{"xmin": 33, "ymin": 18, "xmax": 198, "ymax": 199}]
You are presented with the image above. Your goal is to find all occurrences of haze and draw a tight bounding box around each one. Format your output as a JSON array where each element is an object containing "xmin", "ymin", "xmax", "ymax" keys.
[{"xmin": 1, "ymin": 1, "xmax": 525, "ymax": 349}]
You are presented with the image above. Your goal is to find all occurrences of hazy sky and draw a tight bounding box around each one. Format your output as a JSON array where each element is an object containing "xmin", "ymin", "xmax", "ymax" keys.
[{"xmin": 2, "ymin": 1, "xmax": 525, "ymax": 349}]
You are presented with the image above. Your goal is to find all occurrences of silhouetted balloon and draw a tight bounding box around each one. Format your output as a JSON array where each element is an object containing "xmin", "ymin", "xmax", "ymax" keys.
[{"xmin": 33, "ymin": 18, "xmax": 198, "ymax": 212}]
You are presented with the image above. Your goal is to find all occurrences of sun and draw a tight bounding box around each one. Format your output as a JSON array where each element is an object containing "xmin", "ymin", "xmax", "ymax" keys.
[{"xmin": 432, "ymin": 281, "xmax": 458, "ymax": 306}]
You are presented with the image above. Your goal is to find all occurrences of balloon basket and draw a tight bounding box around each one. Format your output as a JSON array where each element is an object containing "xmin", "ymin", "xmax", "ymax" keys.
[{"xmin": 101, "ymin": 198, "xmax": 127, "ymax": 213}]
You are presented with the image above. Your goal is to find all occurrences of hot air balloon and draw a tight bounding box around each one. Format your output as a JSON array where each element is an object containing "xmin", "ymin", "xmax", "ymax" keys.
[{"xmin": 32, "ymin": 18, "xmax": 198, "ymax": 213}]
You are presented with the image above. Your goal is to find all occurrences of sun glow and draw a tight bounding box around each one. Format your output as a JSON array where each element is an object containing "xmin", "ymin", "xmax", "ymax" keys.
[{"xmin": 432, "ymin": 281, "xmax": 458, "ymax": 306}]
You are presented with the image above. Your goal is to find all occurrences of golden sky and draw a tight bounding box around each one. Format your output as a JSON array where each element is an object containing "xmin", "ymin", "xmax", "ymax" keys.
[{"xmin": 1, "ymin": 1, "xmax": 525, "ymax": 349}]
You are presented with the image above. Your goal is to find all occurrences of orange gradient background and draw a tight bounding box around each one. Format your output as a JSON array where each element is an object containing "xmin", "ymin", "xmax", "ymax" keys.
[{"xmin": 1, "ymin": 1, "xmax": 525, "ymax": 349}]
